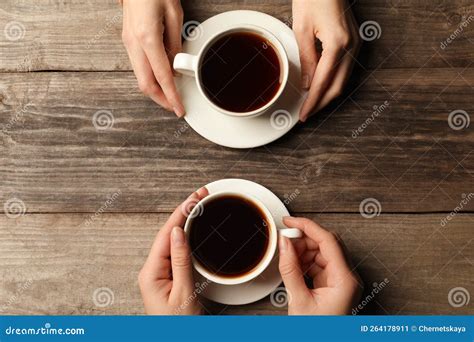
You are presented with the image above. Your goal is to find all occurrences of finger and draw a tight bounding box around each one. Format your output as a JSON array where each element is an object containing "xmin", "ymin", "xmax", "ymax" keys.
[
  {"xmin": 141, "ymin": 36, "xmax": 186, "ymax": 117},
  {"xmin": 293, "ymin": 26, "xmax": 318, "ymax": 89},
  {"xmin": 292, "ymin": 238, "xmax": 307, "ymax": 257},
  {"xmin": 141, "ymin": 223, "xmax": 174, "ymax": 280},
  {"xmin": 314, "ymin": 52, "xmax": 355, "ymax": 112},
  {"xmin": 125, "ymin": 42, "xmax": 172, "ymax": 110},
  {"xmin": 301, "ymin": 249, "xmax": 318, "ymax": 265},
  {"xmin": 163, "ymin": 187, "xmax": 209, "ymax": 231},
  {"xmin": 170, "ymin": 226, "xmax": 194, "ymax": 294},
  {"xmin": 278, "ymin": 235, "xmax": 311, "ymax": 301},
  {"xmin": 299, "ymin": 47, "xmax": 346, "ymax": 121},
  {"xmin": 140, "ymin": 187, "xmax": 208, "ymax": 280},
  {"xmin": 283, "ymin": 216, "xmax": 348, "ymax": 269},
  {"xmin": 164, "ymin": 6, "xmax": 183, "ymax": 66},
  {"xmin": 122, "ymin": 5, "xmax": 172, "ymax": 111}
]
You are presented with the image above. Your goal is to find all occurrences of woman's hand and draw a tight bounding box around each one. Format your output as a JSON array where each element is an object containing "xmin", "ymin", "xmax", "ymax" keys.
[
  {"xmin": 278, "ymin": 216, "xmax": 363, "ymax": 315},
  {"xmin": 121, "ymin": 0, "xmax": 185, "ymax": 117},
  {"xmin": 138, "ymin": 187, "xmax": 209, "ymax": 315},
  {"xmin": 292, "ymin": 0, "xmax": 361, "ymax": 121}
]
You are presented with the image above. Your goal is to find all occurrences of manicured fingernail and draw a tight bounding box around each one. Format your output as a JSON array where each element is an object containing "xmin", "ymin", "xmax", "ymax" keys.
[
  {"xmin": 173, "ymin": 105, "xmax": 185, "ymax": 118},
  {"xmin": 301, "ymin": 75, "xmax": 310, "ymax": 89},
  {"xmin": 172, "ymin": 226, "xmax": 185, "ymax": 246},
  {"xmin": 279, "ymin": 235, "xmax": 288, "ymax": 251}
]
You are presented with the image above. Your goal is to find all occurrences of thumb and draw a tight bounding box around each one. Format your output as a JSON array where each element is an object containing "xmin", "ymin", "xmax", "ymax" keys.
[
  {"xmin": 293, "ymin": 27, "xmax": 318, "ymax": 89},
  {"xmin": 170, "ymin": 226, "xmax": 194, "ymax": 294},
  {"xmin": 278, "ymin": 235, "xmax": 310, "ymax": 302}
]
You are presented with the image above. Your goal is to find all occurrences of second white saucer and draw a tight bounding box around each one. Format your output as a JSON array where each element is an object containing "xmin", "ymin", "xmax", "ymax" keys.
[{"xmin": 193, "ymin": 178, "xmax": 288, "ymax": 305}]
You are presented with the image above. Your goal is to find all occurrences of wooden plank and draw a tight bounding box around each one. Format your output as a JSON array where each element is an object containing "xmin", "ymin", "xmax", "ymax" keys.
[
  {"xmin": 0, "ymin": 213, "xmax": 471, "ymax": 315},
  {"xmin": 0, "ymin": 0, "xmax": 473, "ymax": 71},
  {"xmin": 1, "ymin": 69, "xmax": 473, "ymax": 213}
]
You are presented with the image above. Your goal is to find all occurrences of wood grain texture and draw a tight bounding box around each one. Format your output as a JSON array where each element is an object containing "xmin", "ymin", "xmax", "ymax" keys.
[
  {"xmin": 0, "ymin": 0, "xmax": 473, "ymax": 71},
  {"xmin": 0, "ymin": 213, "xmax": 472, "ymax": 315},
  {"xmin": 1, "ymin": 69, "xmax": 473, "ymax": 213}
]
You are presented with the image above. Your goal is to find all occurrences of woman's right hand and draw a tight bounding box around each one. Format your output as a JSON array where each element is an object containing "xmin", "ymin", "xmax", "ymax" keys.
[
  {"xmin": 278, "ymin": 216, "xmax": 363, "ymax": 315},
  {"xmin": 121, "ymin": 0, "xmax": 185, "ymax": 117}
]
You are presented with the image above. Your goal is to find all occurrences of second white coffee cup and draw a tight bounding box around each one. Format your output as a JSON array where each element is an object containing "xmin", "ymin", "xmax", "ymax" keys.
[{"xmin": 184, "ymin": 191, "xmax": 302, "ymax": 285}]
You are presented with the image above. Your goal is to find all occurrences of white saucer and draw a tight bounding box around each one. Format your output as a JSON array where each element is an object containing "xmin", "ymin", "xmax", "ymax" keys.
[
  {"xmin": 176, "ymin": 10, "xmax": 304, "ymax": 149},
  {"xmin": 194, "ymin": 178, "xmax": 288, "ymax": 305}
]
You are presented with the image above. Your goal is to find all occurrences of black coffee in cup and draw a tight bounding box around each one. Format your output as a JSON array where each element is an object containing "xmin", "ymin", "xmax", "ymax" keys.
[
  {"xmin": 199, "ymin": 32, "xmax": 282, "ymax": 113},
  {"xmin": 189, "ymin": 195, "xmax": 270, "ymax": 277}
]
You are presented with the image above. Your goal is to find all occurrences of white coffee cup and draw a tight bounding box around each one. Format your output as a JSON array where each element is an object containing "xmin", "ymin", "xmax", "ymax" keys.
[
  {"xmin": 173, "ymin": 24, "xmax": 289, "ymax": 118},
  {"xmin": 184, "ymin": 191, "xmax": 302, "ymax": 285}
]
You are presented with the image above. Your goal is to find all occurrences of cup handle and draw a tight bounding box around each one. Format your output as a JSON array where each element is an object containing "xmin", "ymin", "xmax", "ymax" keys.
[
  {"xmin": 278, "ymin": 228, "xmax": 303, "ymax": 239},
  {"xmin": 173, "ymin": 53, "xmax": 198, "ymax": 77}
]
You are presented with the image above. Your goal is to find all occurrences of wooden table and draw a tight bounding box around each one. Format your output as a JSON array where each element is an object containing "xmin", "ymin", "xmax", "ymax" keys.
[{"xmin": 1, "ymin": 0, "xmax": 473, "ymax": 315}]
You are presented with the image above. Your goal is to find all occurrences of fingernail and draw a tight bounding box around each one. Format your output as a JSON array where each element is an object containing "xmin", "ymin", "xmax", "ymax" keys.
[
  {"xmin": 279, "ymin": 235, "xmax": 288, "ymax": 252},
  {"xmin": 172, "ymin": 226, "xmax": 185, "ymax": 246},
  {"xmin": 173, "ymin": 105, "xmax": 185, "ymax": 118},
  {"xmin": 301, "ymin": 75, "xmax": 310, "ymax": 89}
]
